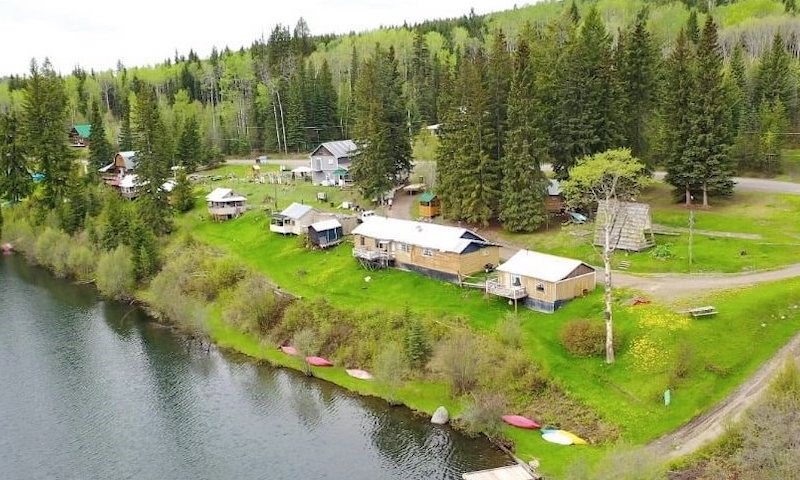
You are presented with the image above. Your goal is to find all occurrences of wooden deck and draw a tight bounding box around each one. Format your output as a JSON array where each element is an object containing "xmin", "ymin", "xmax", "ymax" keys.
[{"xmin": 485, "ymin": 279, "xmax": 527, "ymax": 300}]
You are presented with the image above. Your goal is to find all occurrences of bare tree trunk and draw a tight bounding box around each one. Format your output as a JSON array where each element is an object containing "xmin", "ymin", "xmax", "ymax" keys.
[
  {"xmin": 272, "ymin": 94, "xmax": 282, "ymax": 152},
  {"xmin": 702, "ymin": 181, "xmax": 709, "ymax": 208},
  {"xmin": 603, "ymin": 225, "xmax": 615, "ymax": 365},
  {"xmin": 685, "ymin": 184, "xmax": 691, "ymax": 207},
  {"xmin": 276, "ymin": 90, "xmax": 288, "ymax": 154}
]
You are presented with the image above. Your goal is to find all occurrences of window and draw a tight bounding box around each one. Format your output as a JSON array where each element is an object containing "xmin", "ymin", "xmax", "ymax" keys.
[
  {"xmin": 359, "ymin": 236, "xmax": 365, "ymax": 246},
  {"xmin": 422, "ymin": 248, "xmax": 433, "ymax": 257},
  {"xmin": 536, "ymin": 283, "xmax": 545, "ymax": 292},
  {"xmin": 511, "ymin": 275, "xmax": 522, "ymax": 287},
  {"xmin": 399, "ymin": 243, "xmax": 411, "ymax": 253},
  {"xmin": 328, "ymin": 158, "xmax": 334, "ymax": 166}
]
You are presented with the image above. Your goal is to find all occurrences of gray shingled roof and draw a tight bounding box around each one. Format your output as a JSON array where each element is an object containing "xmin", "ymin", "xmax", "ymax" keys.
[
  {"xmin": 310, "ymin": 140, "xmax": 357, "ymax": 159},
  {"xmin": 279, "ymin": 202, "xmax": 314, "ymax": 220}
]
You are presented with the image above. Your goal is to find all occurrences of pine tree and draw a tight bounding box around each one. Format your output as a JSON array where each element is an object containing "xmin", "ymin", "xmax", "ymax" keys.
[
  {"xmin": 664, "ymin": 30, "xmax": 697, "ymax": 205},
  {"xmin": 410, "ymin": 31, "xmax": 438, "ymax": 128},
  {"xmin": 553, "ymin": 7, "xmax": 621, "ymax": 178},
  {"xmin": 128, "ymin": 212, "xmax": 159, "ymax": 281},
  {"xmin": 568, "ymin": 0, "xmax": 581, "ymax": 24},
  {"xmin": 621, "ymin": 8, "xmax": 657, "ymax": 159},
  {"xmin": 285, "ymin": 60, "xmax": 307, "ymax": 151},
  {"xmin": 351, "ymin": 46, "xmax": 412, "ymax": 201},
  {"xmin": 59, "ymin": 169, "xmax": 87, "ymax": 235},
  {"xmin": 754, "ymin": 34, "xmax": 793, "ymax": 116},
  {"xmin": 486, "ymin": 29, "xmax": 512, "ymax": 165},
  {"xmin": 88, "ymin": 100, "xmax": 114, "ymax": 173},
  {"xmin": 101, "ymin": 191, "xmax": 128, "ymax": 250},
  {"xmin": 686, "ymin": 10, "xmax": 700, "ymax": 44},
  {"xmin": 687, "ymin": 17, "xmax": 735, "ymax": 205},
  {"xmin": 404, "ymin": 319, "xmax": 431, "ymax": 369},
  {"xmin": 0, "ymin": 110, "xmax": 32, "ymax": 203},
  {"xmin": 500, "ymin": 38, "xmax": 548, "ymax": 233},
  {"xmin": 22, "ymin": 59, "xmax": 74, "ymax": 208},
  {"xmin": 133, "ymin": 85, "xmax": 173, "ymax": 234},
  {"xmin": 119, "ymin": 100, "xmax": 133, "ymax": 151},
  {"xmin": 172, "ymin": 167, "xmax": 195, "ymax": 212},
  {"xmin": 177, "ymin": 115, "xmax": 202, "ymax": 172},
  {"xmin": 312, "ymin": 60, "xmax": 339, "ymax": 136}
]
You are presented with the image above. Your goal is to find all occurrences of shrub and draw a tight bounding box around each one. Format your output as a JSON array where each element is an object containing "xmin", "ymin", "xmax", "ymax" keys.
[
  {"xmin": 650, "ymin": 243, "xmax": 674, "ymax": 261},
  {"xmin": 431, "ymin": 330, "xmax": 485, "ymax": 396},
  {"xmin": 67, "ymin": 245, "xmax": 97, "ymax": 281},
  {"xmin": 670, "ymin": 342, "xmax": 695, "ymax": 386},
  {"xmin": 373, "ymin": 343, "xmax": 406, "ymax": 405},
  {"xmin": 560, "ymin": 319, "xmax": 607, "ymax": 357},
  {"xmin": 293, "ymin": 328, "xmax": 319, "ymax": 376},
  {"xmin": 96, "ymin": 245, "xmax": 134, "ymax": 299},
  {"xmin": 225, "ymin": 274, "xmax": 290, "ymax": 335},
  {"xmin": 459, "ymin": 391, "xmax": 507, "ymax": 439},
  {"xmin": 497, "ymin": 312, "xmax": 523, "ymax": 347}
]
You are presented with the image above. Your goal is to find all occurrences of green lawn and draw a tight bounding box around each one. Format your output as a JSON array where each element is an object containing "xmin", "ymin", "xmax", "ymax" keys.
[
  {"xmin": 502, "ymin": 184, "xmax": 800, "ymax": 274},
  {"xmin": 179, "ymin": 199, "xmax": 800, "ymax": 476}
]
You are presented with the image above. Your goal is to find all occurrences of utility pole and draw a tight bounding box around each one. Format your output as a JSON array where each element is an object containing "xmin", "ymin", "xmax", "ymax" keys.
[{"xmin": 688, "ymin": 207, "xmax": 695, "ymax": 271}]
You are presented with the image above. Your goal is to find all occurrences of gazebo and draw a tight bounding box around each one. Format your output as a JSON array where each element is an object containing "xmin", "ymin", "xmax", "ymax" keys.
[{"xmin": 419, "ymin": 192, "xmax": 440, "ymax": 218}]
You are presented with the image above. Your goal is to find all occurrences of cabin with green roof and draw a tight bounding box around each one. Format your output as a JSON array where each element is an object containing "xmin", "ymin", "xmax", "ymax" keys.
[
  {"xmin": 419, "ymin": 192, "xmax": 440, "ymax": 218},
  {"xmin": 69, "ymin": 124, "xmax": 92, "ymax": 147}
]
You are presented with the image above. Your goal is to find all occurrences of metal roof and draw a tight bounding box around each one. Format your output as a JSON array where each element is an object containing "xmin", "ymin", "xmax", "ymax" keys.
[
  {"xmin": 351, "ymin": 216, "xmax": 491, "ymax": 254},
  {"xmin": 310, "ymin": 219, "xmax": 341, "ymax": 232},
  {"xmin": 310, "ymin": 140, "xmax": 357, "ymax": 159},
  {"xmin": 206, "ymin": 188, "xmax": 246, "ymax": 203},
  {"xmin": 419, "ymin": 192, "xmax": 437, "ymax": 203},
  {"xmin": 496, "ymin": 249, "xmax": 592, "ymax": 283},
  {"xmin": 279, "ymin": 202, "xmax": 314, "ymax": 219},
  {"xmin": 72, "ymin": 124, "xmax": 92, "ymax": 138}
]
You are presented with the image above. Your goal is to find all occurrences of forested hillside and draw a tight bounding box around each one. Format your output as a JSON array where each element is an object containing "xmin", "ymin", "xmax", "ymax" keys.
[{"xmin": 2, "ymin": 0, "xmax": 800, "ymax": 230}]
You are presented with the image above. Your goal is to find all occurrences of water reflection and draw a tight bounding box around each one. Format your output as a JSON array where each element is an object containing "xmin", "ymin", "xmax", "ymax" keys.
[{"xmin": 0, "ymin": 255, "xmax": 510, "ymax": 480}]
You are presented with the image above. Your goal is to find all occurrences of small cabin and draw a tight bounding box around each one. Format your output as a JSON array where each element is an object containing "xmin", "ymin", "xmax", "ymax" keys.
[
  {"xmin": 418, "ymin": 192, "xmax": 441, "ymax": 218},
  {"xmin": 69, "ymin": 124, "xmax": 91, "ymax": 147},
  {"xmin": 308, "ymin": 219, "xmax": 344, "ymax": 249},
  {"xmin": 99, "ymin": 151, "xmax": 138, "ymax": 185},
  {"xmin": 546, "ymin": 179, "xmax": 565, "ymax": 214},
  {"xmin": 487, "ymin": 249, "xmax": 596, "ymax": 313},
  {"xmin": 270, "ymin": 202, "xmax": 317, "ymax": 235},
  {"xmin": 206, "ymin": 188, "xmax": 247, "ymax": 221},
  {"xmin": 351, "ymin": 216, "xmax": 500, "ymax": 282}
]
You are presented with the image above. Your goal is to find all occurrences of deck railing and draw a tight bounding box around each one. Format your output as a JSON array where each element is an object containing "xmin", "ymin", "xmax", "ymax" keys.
[
  {"xmin": 352, "ymin": 247, "xmax": 393, "ymax": 262},
  {"xmin": 485, "ymin": 279, "xmax": 527, "ymax": 299}
]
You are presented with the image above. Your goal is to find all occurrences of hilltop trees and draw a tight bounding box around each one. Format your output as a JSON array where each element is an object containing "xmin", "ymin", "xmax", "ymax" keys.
[{"xmin": 88, "ymin": 100, "xmax": 114, "ymax": 173}]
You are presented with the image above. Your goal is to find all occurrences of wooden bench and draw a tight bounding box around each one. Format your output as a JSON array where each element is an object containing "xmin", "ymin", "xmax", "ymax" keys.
[{"xmin": 683, "ymin": 306, "xmax": 718, "ymax": 318}]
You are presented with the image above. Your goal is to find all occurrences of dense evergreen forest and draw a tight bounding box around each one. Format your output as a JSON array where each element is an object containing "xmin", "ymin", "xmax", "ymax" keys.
[{"xmin": 3, "ymin": 0, "xmax": 800, "ymax": 232}]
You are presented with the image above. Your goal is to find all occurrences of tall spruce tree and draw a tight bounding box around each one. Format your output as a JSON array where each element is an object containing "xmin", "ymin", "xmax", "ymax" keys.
[
  {"xmin": 23, "ymin": 59, "xmax": 74, "ymax": 208},
  {"xmin": 172, "ymin": 167, "xmax": 195, "ymax": 212},
  {"xmin": 285, "ymin": 60, "xmax": 307, "ymax": 151},
  {"xmin": 410, "ymin": 31, "xmax": 438, "ymax": 127},
  {"xmin": 0, "ymin": 111, "xmax": 32, "ymax": 203},
  {"xmin": 686, "ymin": 10, "xmax": 700, "ymax": 44},
  {"xmin": 119, "ymin": 99, "xmax": 133, "ymax": 151},
  {"xmin": 312, "ymin": 60, "xmax": 338, "ymax": 135},
  {"xmin": 486, "ymin": 30, "xmax": 512, "ymax": 166},
  {"xmin": 133, "ymin": 86, "xmax": 172, "ymax": 234},
  {"xmin": 664, "ymin": 30, "xmax": 697, "ymax": 205},
  {"xmin": 177, "ymin": 115, "xmax": 201, "ymax": 172},
  {"xmin": 88, "ymin": 100, "xmax": 113, "ymax": 173},
  {"xmin": 350, "ymin": 46, "xmax": 412, "ymax": 201},
  {"xmin": 500, "ymin": 38, "xmax": 548, "ymax": 233},
  {"xmin": 754, "ymin": 33, "xmax": 793, "ymax": 116},
  {"xmin": 687, "ymin": 17, "xmax": 735, "ymax": 205},
  {"xmin": 552, "ymin": 7, "xmax": 621, "ymax": 179},
  {"xmin": 621, "ymin": 8, "xmax": 657, "ymax": 159}
]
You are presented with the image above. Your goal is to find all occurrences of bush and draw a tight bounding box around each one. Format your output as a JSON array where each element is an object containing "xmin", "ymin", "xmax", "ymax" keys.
[
  {"xmin": 96, "ymin": 245, "xmax": 134, "ymax": 299},
  {"xmin": 431, "ymin": 330, "xmax": 485, "ymax": 396},
  {"xmin": 497, "ymin": 312, "xmax": 523, "ymax": 347},
  {"xmin": 650, "ymin": 243, "xmax": 674, "ymax": 261},
  {"xmin": 560, "ymin": 319, "xmax": 607, "ymax": 357},
  {"xmin": 373, "ymin": 343, "xmax": 406, "ymax": 405},
  {"xmin": 225, "ymin": 274, "xmax": 290, "ymax": 335},
  {"xmin": 67, "ymin": 245, "xmax": 97, "ymax": 281},
  {"xmin": 460, "ymin": 391, "xmax": 507, "ymax": 439},
  {"xmin": 293, "ymin": 328, "xmax": 319, "ymax": 376}
]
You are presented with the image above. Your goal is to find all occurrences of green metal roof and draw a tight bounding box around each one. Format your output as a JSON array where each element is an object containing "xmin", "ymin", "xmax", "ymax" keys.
[
  {"xmin": 73, "ymin": 124, "xmax": 92, "ymax": 138},
  {"xmin": 419, "ymin": 192, "xmax": 437, "ymax": 203},
  {"xmin": 333, "ymin": 167, "xmax": 349, "ymax": 175}
]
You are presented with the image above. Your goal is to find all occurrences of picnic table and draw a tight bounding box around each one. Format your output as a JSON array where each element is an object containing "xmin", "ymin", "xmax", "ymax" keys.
[{"xmin": 682, "ymin": 306, "xmax": 718, "ymax": 318}]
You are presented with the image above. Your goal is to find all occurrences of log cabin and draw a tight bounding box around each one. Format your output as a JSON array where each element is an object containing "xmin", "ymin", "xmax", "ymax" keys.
[
  {"xmin": 351, "ymin": 216, "xmax": 500, "ymax": 282},
  {"xmin": 69, "ymin": 124, "xmax": 91, "ymax": 147},
  {"xmin": 486, "ymin": 249, "xmax": 596, "ymax": 313}
]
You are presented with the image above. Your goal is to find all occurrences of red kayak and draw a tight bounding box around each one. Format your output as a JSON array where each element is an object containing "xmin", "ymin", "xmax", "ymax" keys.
[
  {"xmin": 280, "ymin": 345, "xmax": 298, "ymax": 356},
  {"xmin": 306, "ymin": 356, "xmax": 333, "ymax": 367},
  {"xmin": 502, "ymin": 415, "xmax": 541, "ymax": 429}
]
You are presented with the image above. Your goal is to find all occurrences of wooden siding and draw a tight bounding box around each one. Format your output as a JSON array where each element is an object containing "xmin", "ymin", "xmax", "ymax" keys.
[
  {"xmin": 555, "ymin": 271, "xmax": 596, "ymax": 299},
  {"xmin": 497, "ymin": 269, "xmax": 597, "ymax": 304},
  {"xmin": 420, "ymin": 203, "xmax": 441, "ymax": 218}
]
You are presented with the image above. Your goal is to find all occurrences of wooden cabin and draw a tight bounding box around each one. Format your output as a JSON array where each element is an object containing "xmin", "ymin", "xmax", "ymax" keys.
[
  {"xmin": 206, "ymin": 188, "xmax": 247, "ymax": 221},
  {"xmin": 418, "ymin": 192, "xmax": 441, "ymax": 218},
  {"xmin": 99, "ymin": 151, "xmax": 138, "ymax": 185},
  {"xmin": 351, "ymin": 216, "xmax": 500, "ymax": 282},
  {"xmin": 69, "ymin": 124, "xmax": 91, "ymax": 147},
  {"xmin": 270, "ymin": 202, "xmax": 318, "ymax": 235},
  {"xmin": 487, "ymin": 249, "xmax": 596, "ymax": 313},
  {"xmin": 309, "ymin": 140, "xmax": 356, "ymax": 185},
  {"xmin": 546, "ymin": 179, "xmax": 565, "ymax": 214},
  {"xmin": 593, "ymin": 200, "xmax": 655, "ymax": 252},
  {"xmin": 308, "ymin": 219, "xmax": 344, "ymax": 249},
  {"xmin": 118, "ymin": 174, "xmax": 140, "ymax": 200}
]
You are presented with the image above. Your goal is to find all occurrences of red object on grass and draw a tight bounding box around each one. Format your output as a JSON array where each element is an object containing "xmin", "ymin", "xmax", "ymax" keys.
[
  {"xmin": 306, "ymin": 356, "xmax": 333, "ymax": 367},
  {"xmin": 501, "ymin": 415, "xmax": 541, "ymax": 429},
  {"xmin": 280, "ymin": 345, "xmax": 298, "ymax": 356}
]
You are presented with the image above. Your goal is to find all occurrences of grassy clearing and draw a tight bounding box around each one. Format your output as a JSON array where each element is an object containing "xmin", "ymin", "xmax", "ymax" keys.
[
  {"xmin": 178, "ymin": 196, "xmax": 800, "ymax": 475},
  {"xmin": 778, "ymin": 148, "xmax": 800, "ymax": 183},
  {"xmin": 502, "ymin": 183, "xmax": 800, "ymax": 274}
]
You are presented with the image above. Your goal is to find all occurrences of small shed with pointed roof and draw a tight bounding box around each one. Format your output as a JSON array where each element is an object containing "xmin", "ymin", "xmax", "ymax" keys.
[
  {"xmin": 270, "ymin": 202, "xmax": 319, "ymax": 235},
  {"xmin": 419, "ymin": 192, "xmax": 441, "ymax": 218},
  {"xmin": 308, "ymin": 219, "xmax": 344, "ymax": 249},
  {"xmin": 593, "ymin": 200, "xmax": 655, "ymax": 252}
]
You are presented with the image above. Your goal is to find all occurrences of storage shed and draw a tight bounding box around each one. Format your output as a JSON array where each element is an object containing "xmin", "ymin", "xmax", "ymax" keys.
[
  {"xmin": 308, "ymin": 219, "xmax": 344, "ymax": 249},
  {"xmin": 418, "ymin": 192, "xmax": 441, "ymax": 218},
  {"xmin": 593, "ymin": 200, "xmax": 655, "ymax": 252},
  {"xmin": 487, "ymin": 249, "xmax": 596, "ymax": 313},
  {"xmin": 270, "ymin": 202, "xmax": 318, "ymax": 235}
]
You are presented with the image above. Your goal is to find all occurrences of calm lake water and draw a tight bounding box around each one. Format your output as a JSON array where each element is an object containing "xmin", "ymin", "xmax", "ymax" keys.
[{"xmin": 0, "ymin": 254, "xmax": 510, "ymax": 480}]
